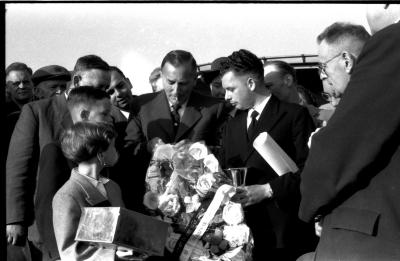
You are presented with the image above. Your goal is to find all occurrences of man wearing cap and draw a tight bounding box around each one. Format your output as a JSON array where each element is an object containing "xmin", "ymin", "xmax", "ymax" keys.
[{"xmin": 32, "ymin": 65, "xmax": 71, "ymax": 100}]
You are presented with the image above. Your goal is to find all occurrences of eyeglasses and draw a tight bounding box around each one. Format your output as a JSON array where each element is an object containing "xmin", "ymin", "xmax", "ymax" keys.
[{"xmin": 318, "ymin": 53, "xmax": 341, "ymax": 75}]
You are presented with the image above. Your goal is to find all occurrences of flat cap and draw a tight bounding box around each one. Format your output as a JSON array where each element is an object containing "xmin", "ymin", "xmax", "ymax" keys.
[{"xmin": 32, "ymin": 65, "xmax": 71, "ymax": 85}]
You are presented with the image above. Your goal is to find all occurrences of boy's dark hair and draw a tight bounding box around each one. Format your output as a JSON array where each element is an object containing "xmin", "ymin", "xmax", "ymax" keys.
[{"xmin": 67, "ymin": 86, "xmax": 110, "ymax": 109}]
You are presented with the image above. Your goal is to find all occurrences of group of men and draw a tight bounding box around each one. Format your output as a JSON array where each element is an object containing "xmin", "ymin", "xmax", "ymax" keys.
[{"xmin": 5, "ymin": 3, "xmax": 400, "ymax": 261}]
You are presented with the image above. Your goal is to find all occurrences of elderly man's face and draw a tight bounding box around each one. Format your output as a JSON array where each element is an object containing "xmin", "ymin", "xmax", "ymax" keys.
[
  {"xmin": 35, "ymin": 79, "xmax": 68, "ymax": 99},
  {"xmin": 107, "ymin": 70, "xmax": 133, "ymax": 111},
  {"xmin": 222, "ymin": 71, "xmax": 254, "ymax": 110},
  {"xmin": 161, "ymin": 62, "xmax": 196, "ymax": 106},
  {"xmin": 318, "ymin": 40, "xmax": 350, "ymax": 107},
  {"xmin": 263, "ymin": 65, "xmax": 290, "ymax": 101},
  {"xmin": 77, "ymin": 69, "xmax": 111, "ymax": 91},
  {"xmin": 6, "ymin": 70, "xmax": 34, "ymax": 104}
]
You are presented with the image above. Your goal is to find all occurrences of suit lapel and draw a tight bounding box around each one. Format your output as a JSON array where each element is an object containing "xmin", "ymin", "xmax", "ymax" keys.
[
  {"xmin": 244, "ymin": 96, "xmax": 286, "ymax": 162},
  {"xmin": 147, "ymin": 92, "xmax": 175, "ymax": 142},
  {"xmin": 175, "ymin": 92, "xmax": 202, "ymax": 142}
]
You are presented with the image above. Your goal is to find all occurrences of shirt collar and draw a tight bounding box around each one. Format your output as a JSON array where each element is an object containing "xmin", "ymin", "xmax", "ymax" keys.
[
  {"xmin": 248, "ymin": 94, "xmax": 271, "ymax": 120},
  {"xmin": 73, "ymin": 168, "xmax": 110, "ymax": 186}
]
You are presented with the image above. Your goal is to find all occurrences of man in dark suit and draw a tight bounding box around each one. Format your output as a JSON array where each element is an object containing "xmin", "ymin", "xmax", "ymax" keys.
[
  {"xmin": 299, "ymin": 4, "xmax": 400, "ymax": 260},
  {"xmin": 219, "ymin": 49, "xmax": 316, "ymax": 260},
  {"xmin": 124, "ymin": 50, "xmax": 226, "ymax": 206},
  {"xmin": 34, "ymin": 87, "xmax": 114, "ymax": 260},
  {"xmin": 6, "ymin": 55, "xmax": 124, "ymax": 260}
]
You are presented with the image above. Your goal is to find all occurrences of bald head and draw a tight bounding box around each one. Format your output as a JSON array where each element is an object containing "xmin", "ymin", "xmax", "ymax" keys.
[{"xmin": 367, "ymin": 4, "xmax": 400, "ymax": 34}]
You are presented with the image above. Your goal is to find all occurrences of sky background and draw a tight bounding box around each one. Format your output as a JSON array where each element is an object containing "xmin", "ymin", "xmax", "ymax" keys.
[{"xmin": 6, "ymin": 3, "xmax": 370, "ymax": 95}]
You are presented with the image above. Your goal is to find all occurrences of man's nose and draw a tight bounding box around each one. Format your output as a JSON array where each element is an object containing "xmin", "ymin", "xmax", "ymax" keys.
[{"xmin": 224, "ymin": 91, "xmax": 231, "ymax": 101}]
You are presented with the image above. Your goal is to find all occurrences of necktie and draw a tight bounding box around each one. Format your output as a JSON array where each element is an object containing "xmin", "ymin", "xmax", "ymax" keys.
[
  {"xmin": 247, "ymin": 110, "xmax": 259, "ymax": 140},
  {"xmin": 171, "ymin": 103, "xmax": 181, "ymax": 131}
]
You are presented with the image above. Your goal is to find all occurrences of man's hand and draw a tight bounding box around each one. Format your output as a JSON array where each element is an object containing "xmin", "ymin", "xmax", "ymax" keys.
[
  {"xmin": 147, "ymin": 137, "xmax": 164, "ymax": 153},
  {"xmin": 232, "ymin": 183, "xmax": 273, "ymax": 207},
  {"xmin": 6, "ymin": 224, "xmax": 27, "ymax": 246},
  {"xmin": 173, "ymin": 139, "xmax": 190, "ymax": 151}
]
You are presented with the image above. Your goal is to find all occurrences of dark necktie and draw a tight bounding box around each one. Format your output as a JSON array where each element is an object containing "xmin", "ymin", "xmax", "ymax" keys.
[
  {"xmin": 247, "ymin": 110, "xmax": 259, "ymax": 140},
  {"xmin": 171, "ymin": 104, "xmax": 181, "ymax": 131}
]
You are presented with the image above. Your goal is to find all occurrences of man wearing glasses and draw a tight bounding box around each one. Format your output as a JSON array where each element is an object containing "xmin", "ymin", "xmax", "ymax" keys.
[
  {"xmin": 299, "ymin": 4, "xmax": 400, "ymax": 260},
  {"xmin": 317, "ymin": 22, "xmax": 370, "ymax": 111}
]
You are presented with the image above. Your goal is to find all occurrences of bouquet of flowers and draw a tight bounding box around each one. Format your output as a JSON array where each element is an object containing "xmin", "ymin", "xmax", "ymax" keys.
[{"xmin": 143, "ymin": 141, "xmax": 253, "ymax": 261}]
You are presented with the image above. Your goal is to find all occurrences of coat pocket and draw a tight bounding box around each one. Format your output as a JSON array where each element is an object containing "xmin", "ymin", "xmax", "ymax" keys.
[{"xmin": 326, "ymin": 207, "xmax": 380, "ymax": 236}]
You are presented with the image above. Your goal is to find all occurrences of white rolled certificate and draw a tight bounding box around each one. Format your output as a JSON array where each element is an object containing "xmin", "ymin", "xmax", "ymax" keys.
[{"xmin": 253, "ymin": 132, "xmax": 298, "ymax": 176}]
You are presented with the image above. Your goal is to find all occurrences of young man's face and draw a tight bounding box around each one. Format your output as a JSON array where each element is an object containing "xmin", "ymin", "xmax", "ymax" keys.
[
  {"xmin": 222, "ymin": 70, "xmax": 254, "ymax": 110},
  {"xmin": 107, "ymin": 70, "xmax": 133, "ymax": 111}
]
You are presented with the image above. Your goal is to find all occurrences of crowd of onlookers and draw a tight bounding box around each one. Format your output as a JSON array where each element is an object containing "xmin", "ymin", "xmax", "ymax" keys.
[{"xmin": 5, "ymin": 4, "xmax": 400, "ymax": 261}]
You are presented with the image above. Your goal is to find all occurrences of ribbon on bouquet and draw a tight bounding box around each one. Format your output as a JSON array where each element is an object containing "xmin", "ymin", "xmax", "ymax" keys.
[{"xmin": 178, "ymin": 184, "xmax": 236, "ymax": 261}]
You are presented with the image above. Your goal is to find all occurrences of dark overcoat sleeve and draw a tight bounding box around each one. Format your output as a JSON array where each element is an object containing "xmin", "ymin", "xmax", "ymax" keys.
[{"xmin": 6, "ymin": 103, "xmax": 39, "ymax": 225}]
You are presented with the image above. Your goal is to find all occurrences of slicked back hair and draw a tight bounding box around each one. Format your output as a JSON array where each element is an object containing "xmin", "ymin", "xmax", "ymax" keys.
[
  {"xmin": 61, "ymin": 121, "xmax": 116, "ymax": 163},
  {"xmin": 161, "ymin": 50, "xmax": 197, "ymax": 73},
  {"xmin": 73, "ymin": 55, "xmax": 110, "ymax": 75},
  {"xmin": 6, "ymin": 62, "xmax": 33, "ymax": 76},
  {"xmin": 110, "ymin": 66, "xmax": 126, "ymax": 78},
  {"xmin": 67, "ymin": 86, "xmax": 110, "ymax": 109},
  {"xmin": 220, "ymin": 49, "xmax": 264, "ymax": 82},
  {"xmin": 317, "ymin": 22, "xmax": 371, "ymax": 56},
  {"xmin": 264, "ymin": 60, "xmax": 297, "ymax": 83}
]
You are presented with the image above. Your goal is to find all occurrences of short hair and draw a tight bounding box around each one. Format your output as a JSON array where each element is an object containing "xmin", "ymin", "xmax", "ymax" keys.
[
  {"xmin": 6, "ymin": 62, "xmax": 33, "ymax": 77},
  {"xmin": 264, "ymin": 60, "xmax": 297, "ymax": 83},
  {"xmin": 67, "ymin": 86, "xmax": 110, "ymax": 109},
  {"xmin": 161, "ymin": 50, "xmax": 197, "ymax": 73},
  {"xmin": 61, "ymin": 121, "xmax": 116, "ymax": 163},
  {"xmin": 317, "ymin": 22, "xmax": 371, "ymax": 56},
  {"xmin": 220, "ymin": 49, "xmax": 264, "ymax": 81},
  {"xmin": 149, "ymin": 67, "xmax": 161, "ymax": 83},
  {"xmin": 110, "ymin": 66, "xmax": 127, "ymax": 78},
  {"xmin": 73, "ymin": 55, "xmax": 110, "ymax": 75}
]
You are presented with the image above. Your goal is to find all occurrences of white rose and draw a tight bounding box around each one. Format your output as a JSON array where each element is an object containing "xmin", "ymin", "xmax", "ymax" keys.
[
  {"xmin": 143, "ymin": 191, "xmax": 159, "ymax": 210},
  {"xmin": 203, "ymin": 154, "xmax": 220, "ymax": 173},
  {"xmin": 223, "ymin": 224, "xmax": 250, "ymax": 248},
  {"xmin": 188, "ymin": 142, "xmax": 209, "ymax": 160},
  {"xmin": 158, "ymin": 193, "xmax": 181, "ymax": 217},
  {"xmin": 222, "ymin": 202, "xmax": 244, "ymax": 225},
  {"xmin": 195, "ymin": 173, "xmax": 216, "ymax": 197}
]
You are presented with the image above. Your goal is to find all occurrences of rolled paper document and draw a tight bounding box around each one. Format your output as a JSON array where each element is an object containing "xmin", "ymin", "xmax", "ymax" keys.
[{"xmin": 253, "ymin": 132, "xmax": 298, "ymax": 176}]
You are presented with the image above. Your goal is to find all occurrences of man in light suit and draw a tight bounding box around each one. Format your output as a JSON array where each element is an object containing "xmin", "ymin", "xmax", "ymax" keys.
[
  {"xmin": 220, "ymin": 49, "xmax": 316, "ymax": 260},
  {"xmin": 124, "ymin": 50, "xmax": 226, "ymax": 205},
  {"xmin": 6, "ymin": 55, "xmax": 122, "ymax": 260},
  {"xmin": 299, "ymin": 4, "xmax": 400, "ymax": 260}
]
